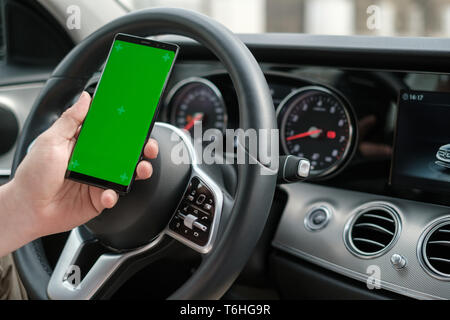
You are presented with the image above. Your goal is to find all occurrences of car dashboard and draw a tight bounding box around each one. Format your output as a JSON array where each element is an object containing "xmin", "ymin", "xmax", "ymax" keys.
[
  {"xmin": 2, "ymin": 33, "xmax": 450, "ymax": 299},
  {"xmin": 158, "ymin": 59, "xmax": 449, "ymax": 203},
  {"xmin": 152, "ymin": 38, "xmax": 450, "ymax": 300}
]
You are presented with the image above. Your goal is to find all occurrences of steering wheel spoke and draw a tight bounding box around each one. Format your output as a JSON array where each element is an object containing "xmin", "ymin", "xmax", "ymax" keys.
[
  {"xmin": 47, "ymin": 228, "xmax": 168, "ymax": 300},
  {"xmin": 166, "ymin": 175, "xmax": 224, "ymax": 254},
  {"xmin": 164, "ymin": 128, "xmax": 224, "ymax": 254},
  {"xmin": 48, "ymin": 122, "xmax": 225, "ymax": 300}
]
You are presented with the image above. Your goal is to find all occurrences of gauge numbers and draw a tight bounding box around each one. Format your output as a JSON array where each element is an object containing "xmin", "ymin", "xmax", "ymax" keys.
[
  {"xmin": 278, "ymin": 86, "xmax": 356, "ymax": 178},
  {"xmin": 167, "ymin": 78, "xmax": 227, "ymax": 133}
]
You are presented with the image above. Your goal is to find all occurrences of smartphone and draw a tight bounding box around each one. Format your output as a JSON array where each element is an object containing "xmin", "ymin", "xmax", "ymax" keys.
[{"xmin": 66, "ymin": 33, "xmax": 179, "ymax": 194}]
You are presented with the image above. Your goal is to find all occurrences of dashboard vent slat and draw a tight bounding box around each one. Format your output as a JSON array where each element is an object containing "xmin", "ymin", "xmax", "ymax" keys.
[
  {"xmin": 427, "ymin": 240, "xmax": 450, "ymax": 248},
  {"xmin": 352, "ymin": 238, "xmax": 386, "ymax": 249},
  {"xmin": 362, "ymin": 213, "xmax": 394, "ymax": 223},
  {"xmin": 345, "ymin": 205, "xmax": 400, "ymax": 257},
  {"xmin": 428, "ymin": 257, "xmax": 450, "ymax": 264},
  {"xmin": 354, "ymin": 223, "xmax": 394, "ymax": 236},
  {"xmin": 421, "ymin": 221, "xmax": 450, "ymax": 278}
]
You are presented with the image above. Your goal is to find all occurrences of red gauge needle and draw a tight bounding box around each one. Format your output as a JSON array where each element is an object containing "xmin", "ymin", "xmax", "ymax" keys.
[
  {"xmin": 184, "ymin": 113, "xmax": 204, "ymax": 131},
  {"xmin": 286, "ymin": 129, "xmax": 322, "ymax": 141}
]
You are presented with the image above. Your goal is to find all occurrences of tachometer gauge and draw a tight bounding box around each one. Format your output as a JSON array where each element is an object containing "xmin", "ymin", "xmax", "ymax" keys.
[
  {"xmin": 167, "ymin": 78, "xmax": 227, "ymax": 133},
  {"xmin": 277, "ymin": 86, "xmax": 357, "ymax": 179}
]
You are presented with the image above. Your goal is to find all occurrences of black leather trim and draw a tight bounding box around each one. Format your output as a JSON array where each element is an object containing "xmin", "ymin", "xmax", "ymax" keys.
[{"xmin": 12, "ymin": 240, "xmax": 51, "ymax": 300}]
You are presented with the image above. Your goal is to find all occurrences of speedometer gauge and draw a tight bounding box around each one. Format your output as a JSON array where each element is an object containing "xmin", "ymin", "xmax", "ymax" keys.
[
  {"xmin": 167, "ymin": 78, "xmax": 227, "ymax": 133},
  {"xmin": 277, "ymin": 86, "xmax": 357, "ymax": 179}
]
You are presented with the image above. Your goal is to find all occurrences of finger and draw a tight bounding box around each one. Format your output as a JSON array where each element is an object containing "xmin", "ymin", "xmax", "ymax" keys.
[
  {"xmin": 50, "ymin": 91, "xmax": 91, "ymax": 140},
  {"xmin": 100, "ymin": 189, "xmax": 119, "ymax": 209},
  {"xmin": 143, "ymin": 139, "xmax": 159, "ymax": 159},
  {"xmin": 135, "ymin": 160, "xmax": 153, "ymax": 180},
  {"xmin": 75, "ymin": 126, "xmax": 82, "ymax": 139},
  {"xmin": 88, "ymin": 186, "xmax": 117, "ymax": 213}
]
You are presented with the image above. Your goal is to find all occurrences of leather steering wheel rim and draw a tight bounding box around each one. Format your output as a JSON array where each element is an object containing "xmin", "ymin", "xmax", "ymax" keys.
[{"xmin": 11, "ymin": 8, "xmax": 277, "ymax": 299}]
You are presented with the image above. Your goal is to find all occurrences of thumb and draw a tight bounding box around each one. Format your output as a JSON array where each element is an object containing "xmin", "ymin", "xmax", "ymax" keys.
[
  {"xmin": 88, "ymin": 187, "xmax": 119, "ymax": 213},
  {"xmin": 50, "ymin": 91, "xmax": 91, "ymax": 140}
]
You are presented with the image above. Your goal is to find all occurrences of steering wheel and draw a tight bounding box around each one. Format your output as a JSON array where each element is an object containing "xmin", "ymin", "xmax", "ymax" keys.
[{"xmin": 11, "ymin": 8, "xmax": 277, "ymax": 299}]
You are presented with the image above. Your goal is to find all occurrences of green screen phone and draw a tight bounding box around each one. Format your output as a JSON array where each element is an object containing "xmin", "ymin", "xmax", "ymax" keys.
[{"xmin": 66, "ymin": 33, "xmax": 178, "ymax": 194}]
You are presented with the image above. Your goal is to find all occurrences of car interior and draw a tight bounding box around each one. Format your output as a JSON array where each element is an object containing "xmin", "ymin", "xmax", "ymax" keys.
[{"xmin": 1, "ymin": 0, "xmax": 450, "ymax": 300}]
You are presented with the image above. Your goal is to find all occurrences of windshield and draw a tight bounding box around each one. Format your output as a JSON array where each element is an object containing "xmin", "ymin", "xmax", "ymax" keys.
[{"xmin": 117, "ymin": 0, "xmax": 450, "ymax": 37}]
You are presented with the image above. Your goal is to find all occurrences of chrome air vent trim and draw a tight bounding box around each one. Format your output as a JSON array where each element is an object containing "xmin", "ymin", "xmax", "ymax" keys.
[
  {"xmin": 419, "ymin": 217, "xmax": 450, "ymax": 281},
  {"xmin": 344, "ymin": 202, "xmax": 401, "ymax": 259}
]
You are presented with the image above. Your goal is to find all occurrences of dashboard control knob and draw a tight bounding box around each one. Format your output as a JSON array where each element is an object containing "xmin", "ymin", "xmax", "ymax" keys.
[
  {"xmin": 298, "ymin": 159, "xmax": 311, "ymax": 178},
  {"xmin": 312, "ymin": 211, "xmax": 327, "ymax": 225},
  {"xmin": 390, "ymin": 254, "xmax": 407, "ymax": 269},
  {"xmin": 304, "ymin": 206, "xmax": 331, "ymax": 231}
]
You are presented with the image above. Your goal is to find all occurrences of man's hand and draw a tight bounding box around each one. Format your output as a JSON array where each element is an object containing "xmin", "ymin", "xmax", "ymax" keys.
[{"xmin": 0, "ymin": 92, "xmax": 158, "ymax": 257}]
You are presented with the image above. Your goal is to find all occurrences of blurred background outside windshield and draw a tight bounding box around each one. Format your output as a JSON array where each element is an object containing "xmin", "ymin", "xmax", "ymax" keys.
[{"xmin": 118, "ymin": 0, "xmax": 450, "ymax": 37}]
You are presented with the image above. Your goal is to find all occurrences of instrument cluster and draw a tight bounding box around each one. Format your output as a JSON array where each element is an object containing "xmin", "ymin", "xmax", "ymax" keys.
[{"xmin": 164, "ymin": 74, "xmax": 358, "ymax": 179}]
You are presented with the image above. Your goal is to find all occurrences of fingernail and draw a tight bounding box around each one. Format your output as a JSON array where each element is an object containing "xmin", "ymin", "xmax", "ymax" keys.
[{"xmin": 80, "ymin": 91, "xmax": 90, "ymax": 101}]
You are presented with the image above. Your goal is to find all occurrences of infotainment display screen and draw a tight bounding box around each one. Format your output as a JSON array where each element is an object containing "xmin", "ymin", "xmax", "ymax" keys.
[{"xmin": 391, "ymin": 90, "xmax": 450, "ymax": 193}]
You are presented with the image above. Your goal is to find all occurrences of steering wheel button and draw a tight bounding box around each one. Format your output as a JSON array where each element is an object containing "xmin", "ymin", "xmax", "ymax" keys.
[
  {"xmin": 193, "ymin": 221, "xmax": 208, "ymax": 232},
  {"xmin": 169, "ymin": 176, "xmax": 216, "ymax": 247},
  {"xmin": 196, "ymin": 194, "xmax": 206, "ymax": 205},
  {"xmin": 175, "ymin": 212, "xmax": 183, "ymax": 221},
  {"xmin": 183, "ymin": 214, "xmax": 198, "ymax": 229}
]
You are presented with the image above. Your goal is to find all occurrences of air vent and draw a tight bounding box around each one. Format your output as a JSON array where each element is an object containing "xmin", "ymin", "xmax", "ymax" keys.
[
  {"xmin": 345, "ymin": 204, "xmax": 400, "ymax": 258},
  {"xmin": 420, "ymin": 220, "xmax": 450, "ymax": 279}
]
